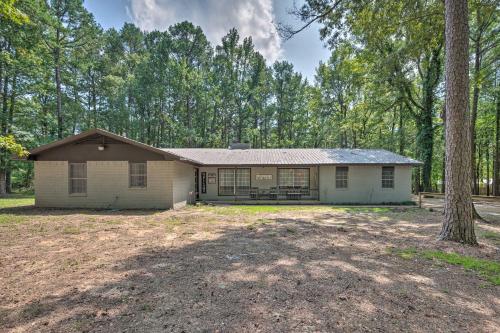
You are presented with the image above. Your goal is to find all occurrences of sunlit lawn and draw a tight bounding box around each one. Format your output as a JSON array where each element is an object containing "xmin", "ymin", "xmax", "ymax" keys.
[{"xmin": 0, "ymin": 194, "xmax": 34, "ymax": 209}]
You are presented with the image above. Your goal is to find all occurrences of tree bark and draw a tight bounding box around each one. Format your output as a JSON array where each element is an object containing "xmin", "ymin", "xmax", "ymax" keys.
[
  {"xmin": 54, "ymin": 45, "xmax": 63, "ymax": 139},
  {"xmin": 494, "ymin": 86, "xmax": 500, "ymax": 196},
  {"xmin": 440, "ymin": 105, "xmax": 446, "ymax": 193},
  {"xmin": 439, "ymin": 0, "xmax": 477, "ymax": 245},
  {"xmin": 470, "ymin": 24, "xmax": 481, "ymax": 195},
  {"xmin": 486, "ymin": 143, "xmax": 490, "ymax": 196},
  {"xmin": 398, "ymin": 103, "xmax": 405, "ymax": 155}
]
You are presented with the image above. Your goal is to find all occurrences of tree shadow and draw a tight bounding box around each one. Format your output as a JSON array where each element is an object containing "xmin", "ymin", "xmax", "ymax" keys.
[
  {"xmin": 2, "ymin": 211, "xmax": 499, "ymax": 332},
  {"xmin": 0, "ymin": 206, "xmax": 160, "ymax": 216}
]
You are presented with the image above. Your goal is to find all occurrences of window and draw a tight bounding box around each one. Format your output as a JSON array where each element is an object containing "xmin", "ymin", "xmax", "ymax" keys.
[
  {"xmin": 278, "ymin": 168, "xmax": 310, "ymax": 188},
  {"xmin": 129, "ymin": 162, "xmax": 147, "ymax": 188},
  {"xmin": 336, "ymin": 167, "xmax": 348, "ymax": 188},
  {"xmin": 218, "ymin": 168, "xmax": 251, "ymax": 195},
  {"xmin": 382, "ymin": 166, "xmax": 395, "ymax": 188},
  {"xmin": 69, "ymin": 163, "xmax": 87, "ymax": 195},
  {"xmin": 236, "ymin": 168, "xmax": 251, "ymax": 194}
]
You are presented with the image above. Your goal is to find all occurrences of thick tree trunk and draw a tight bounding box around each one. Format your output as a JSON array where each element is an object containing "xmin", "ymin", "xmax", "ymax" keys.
[
  {"xmin": 441, "ymin": 105, "xmax": 446, "ymax": 193},
  {"xmin": 439, "ymin": 0, "xmax": 477, "ymax": 245}
]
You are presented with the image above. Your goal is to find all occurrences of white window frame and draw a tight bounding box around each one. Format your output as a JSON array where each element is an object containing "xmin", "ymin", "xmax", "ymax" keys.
[
  {"xmin": 382, "ymin": 166, "xmax": 395, "ymax": 189},
  {"xmin": 68, "ymin": 162, "xmax": 87, "ymax": 195},
  {"xmin": 218, "ymin": 168, "xmax": 251, "ymax": 196},
  {"xmin": 129, "ymin": 162, "xmax": 147, "ymax": 188},
  {"xmin": 335, "ymin": 166, "xmax": 349, "ymax": 189},
  {"xmin": 278, "ymin": 168, "xmax": 310, "ymax": 189}
]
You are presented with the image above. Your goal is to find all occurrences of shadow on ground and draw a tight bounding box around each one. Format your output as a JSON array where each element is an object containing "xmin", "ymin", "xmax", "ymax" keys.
[{"xmin": 1, "ymin": 210, "xmax": 499, "ymax": 332}]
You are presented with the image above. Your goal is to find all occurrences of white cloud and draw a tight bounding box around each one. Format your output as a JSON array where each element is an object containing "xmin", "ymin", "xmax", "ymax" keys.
[{"xmin": 127, "ymin": 0, "xmax": 283, "ymax": 62}]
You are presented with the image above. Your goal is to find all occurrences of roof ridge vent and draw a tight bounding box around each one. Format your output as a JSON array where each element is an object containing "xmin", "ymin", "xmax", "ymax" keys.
[{"xmin": 229, "ymin": 142, "xmax": 251, "ymax": 150}]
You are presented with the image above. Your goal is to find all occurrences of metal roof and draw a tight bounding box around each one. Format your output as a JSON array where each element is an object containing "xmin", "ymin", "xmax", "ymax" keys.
[
  {"xmin": 162, "ymin": 148, "xmax": 422, "ymax": 166},
  {"xmin": 27, "ymin": 129, "xmax": 422, "ymax": 166}
]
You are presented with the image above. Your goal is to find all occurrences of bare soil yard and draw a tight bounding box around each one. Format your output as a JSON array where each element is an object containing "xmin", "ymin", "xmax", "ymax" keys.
[{"xmin": 0, "ymin": 202, "xmax": 499, "ymax": 332}]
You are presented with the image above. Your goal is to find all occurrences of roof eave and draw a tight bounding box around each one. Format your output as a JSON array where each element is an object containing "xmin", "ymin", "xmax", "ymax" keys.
[{"xmin": 28, "ymin": 128, "xmax": 184, "ymax": 162}]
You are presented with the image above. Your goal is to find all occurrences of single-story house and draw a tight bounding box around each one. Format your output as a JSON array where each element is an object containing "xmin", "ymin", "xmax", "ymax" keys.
[{"xmin": 28, "ymin": 129, "xmax": 422, "ymax": 209}]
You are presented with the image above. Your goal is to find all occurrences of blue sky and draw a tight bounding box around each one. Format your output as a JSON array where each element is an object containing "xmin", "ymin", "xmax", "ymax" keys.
[{"xmin": 83, "ymin": 0, "xmax": 331, "ymax": 82}]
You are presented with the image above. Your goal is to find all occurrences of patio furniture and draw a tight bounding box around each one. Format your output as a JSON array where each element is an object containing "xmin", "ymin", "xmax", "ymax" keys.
[{"xmin": 250, "ymin": 187, "xmax": 259, "ymax": 199}]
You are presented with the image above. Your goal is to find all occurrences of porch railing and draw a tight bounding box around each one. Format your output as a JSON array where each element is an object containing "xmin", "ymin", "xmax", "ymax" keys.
[{"xmin": 236, "ymin": 187, "xmax": 319, "ymax": 200}]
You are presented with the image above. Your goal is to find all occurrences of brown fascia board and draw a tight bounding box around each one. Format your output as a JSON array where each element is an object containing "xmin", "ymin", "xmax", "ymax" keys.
[{"xmin": 27, "ymin": 128, "xmax": 199, "ymax": 164}]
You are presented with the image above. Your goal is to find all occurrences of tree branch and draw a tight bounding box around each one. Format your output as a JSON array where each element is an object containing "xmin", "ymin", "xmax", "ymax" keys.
[{"xmin": 277, "ymin": 0, "xmax": 343, "ymax": 41}]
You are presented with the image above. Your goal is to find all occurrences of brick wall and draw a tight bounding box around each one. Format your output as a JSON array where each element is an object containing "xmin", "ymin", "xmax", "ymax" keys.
[{"xmin": 34, "ymin": 161, "xmax": 174, "ymax": 209}]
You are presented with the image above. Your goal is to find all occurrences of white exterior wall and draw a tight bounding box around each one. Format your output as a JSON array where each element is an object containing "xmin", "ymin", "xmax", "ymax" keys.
[
  {"xmin": 172, "ymin": 162, "xmax": 196, "ymax": 209},
  {"xmin": 35, "ymin": 161, "xmax": 175, "ymax": 209},
  {"xmin": 319, "ymin": 165, "xmax": 412, "ymax": 203}
]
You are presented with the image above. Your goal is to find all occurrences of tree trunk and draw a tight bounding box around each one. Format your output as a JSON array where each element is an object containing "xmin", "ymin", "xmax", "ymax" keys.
[
  {"xmin": 440, "ymin": 105, "xmax": 446, "ymax": 193},
  {"xmin": 54, "ymin": 45, "xmax": 63, "ymax": 139},
  {"xmin": 0, "ymin": 170, "xmax": 6, "ymax": 197},
  {"xmin": 398, "ymin": 103, "xmax": 405, "ymax": 155},
  {"xmin": 486, "ymin": 143, "xmax": 490, "ymax": 196},
  {"xmin": 470, "ymin": 33, "xmax": 481, "ymax": 195},
  {"xmin": 494, "ymin": 86, "xmax": 500, "ymax": 196},
  {"xmin": 439, "ymin": 0, "xmax": 477, "ymax": 245},
  {"xmin": 421, "ymin": 94, "xmax": 435, "ymax": 193},
  {"xmin": 2, "ymin": 75, "xmax": 8, "ymax": 135}
]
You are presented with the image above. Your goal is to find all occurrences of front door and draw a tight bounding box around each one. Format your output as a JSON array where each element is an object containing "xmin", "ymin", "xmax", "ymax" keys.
[{"xmin": 194, "ymin": 168, "xmax": 199, "ymax": 200}]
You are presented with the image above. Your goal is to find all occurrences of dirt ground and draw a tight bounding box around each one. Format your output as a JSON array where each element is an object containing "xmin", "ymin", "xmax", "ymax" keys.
[
  {"xmin": 419, "ymin": 195, "xmax": 500, "ymax": 223},
  {"xmin": 0, "ymin": 204, "xmax": 499, "ymax": 333}
]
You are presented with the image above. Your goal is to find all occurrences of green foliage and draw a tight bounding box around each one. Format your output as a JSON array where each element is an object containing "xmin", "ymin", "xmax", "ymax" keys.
[
  {"xmin": 0, "ymin": 135, "xmax": 28, "ymax": 157},
  {"xmin": 0, "ymin": 0, "xmax": 29, "ymax": 24},
  {"xmin": 0, "ymin": 0, "xmax": 498, "ymax": 192}
]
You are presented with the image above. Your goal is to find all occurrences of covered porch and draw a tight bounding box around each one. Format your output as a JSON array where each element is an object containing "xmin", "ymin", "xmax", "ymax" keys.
[{"xmin": 197, "ymin": 165, "xmax": 320, "ymax": 202}]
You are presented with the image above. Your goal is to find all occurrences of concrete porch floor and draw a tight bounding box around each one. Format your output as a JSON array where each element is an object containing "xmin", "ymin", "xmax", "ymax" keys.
[{"xmin": 201, "ymin": 200, "xmax": 322, "ymax": 205}]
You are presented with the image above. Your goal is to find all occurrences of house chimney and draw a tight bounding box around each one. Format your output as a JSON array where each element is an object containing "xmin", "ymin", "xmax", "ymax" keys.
[{"xmin": 228, "ymin": 142, "xmax": 251, "ymax": 150}]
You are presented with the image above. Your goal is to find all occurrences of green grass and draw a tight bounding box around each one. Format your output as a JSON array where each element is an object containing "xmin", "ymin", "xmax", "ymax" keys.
[
  {"xmin": 389, "ymin": 247, "xmax": 418, "ymax": 259},
  {"xmin": 480, "ymin": 230, "xmax": 500, "ymax": 245},
  {"xmin": 0, "ymin": 214, "xmax": 27, "ymax": 225},
  {"xmin": 0, "ymin": 194, "xmax": 34, "ymax": 209},
  {"xmin": 422, "ymin": 251, "xmax": 500, "ymax": 285},
  {"xmin": 62, "ymin": 226, "xmax": 80, "ymax": 234},
  {"xmin": 390, "ymin": 247, "xmax": 500, "ymax": 285},
  {"xmin": 331, "ymin": 207, "xmax": 392, "ymax": 213}
]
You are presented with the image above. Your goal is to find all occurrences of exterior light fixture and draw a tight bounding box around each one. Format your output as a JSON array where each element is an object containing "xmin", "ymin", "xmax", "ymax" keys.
[{"xmin": 98, "ymin": 145, "xmax": 105, "ymax": 151}]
